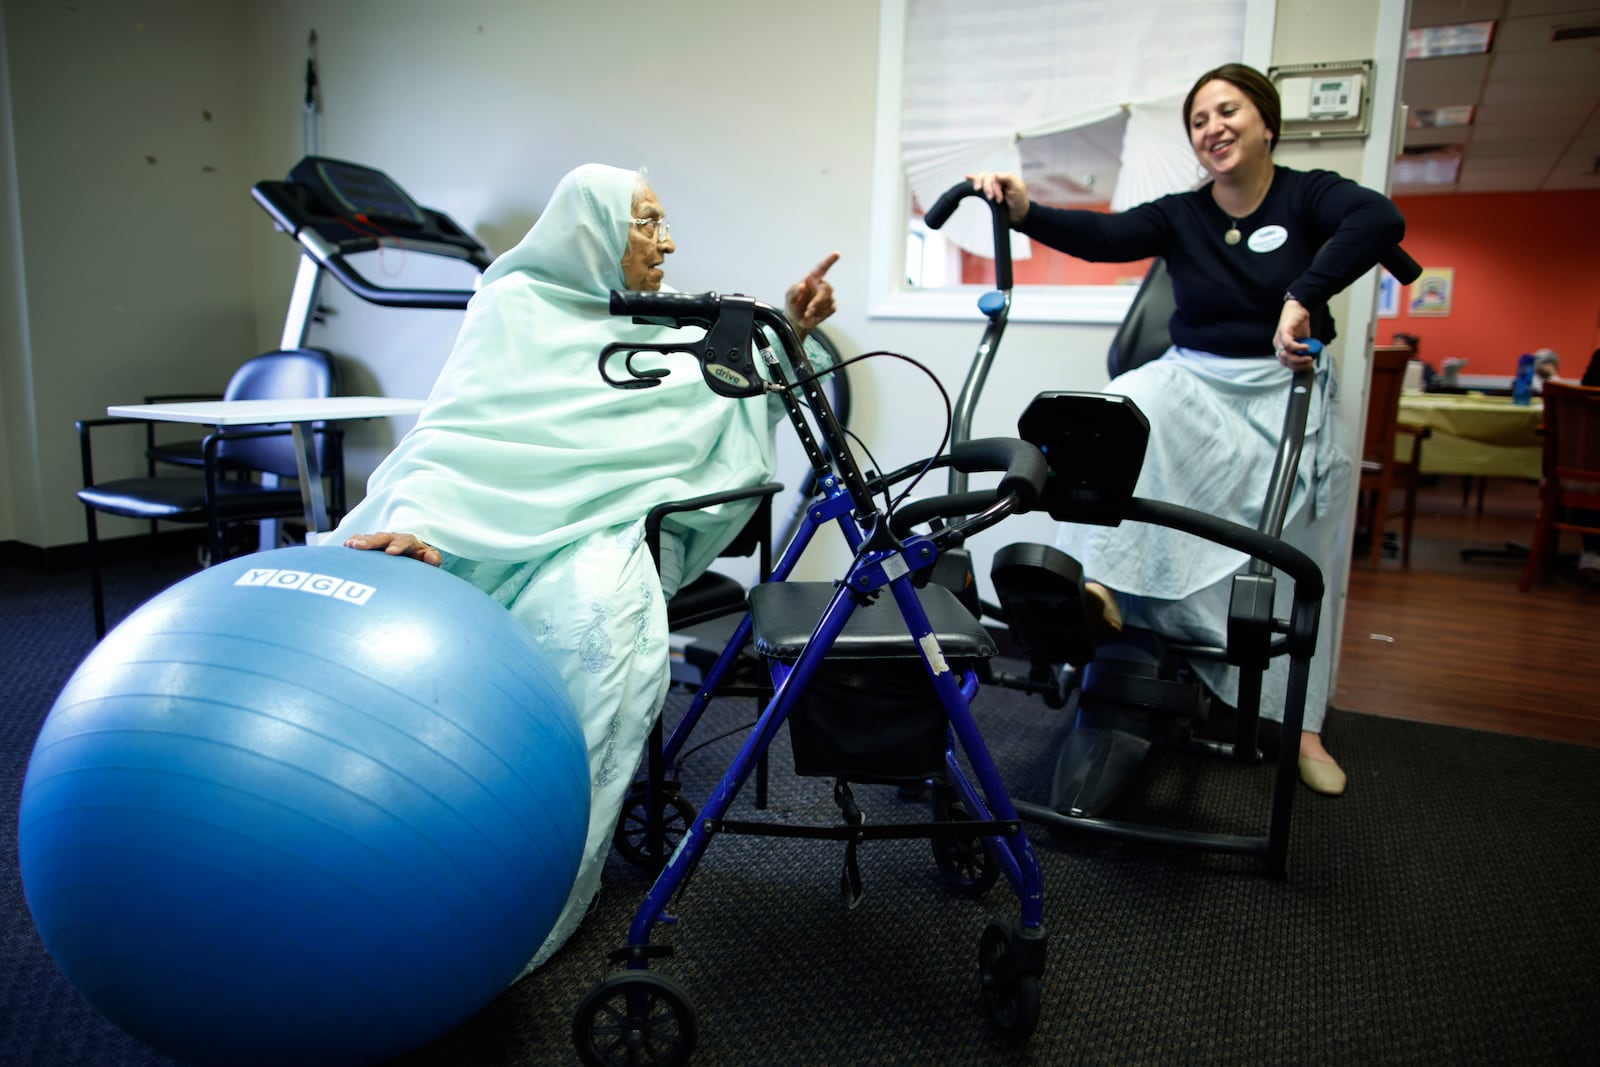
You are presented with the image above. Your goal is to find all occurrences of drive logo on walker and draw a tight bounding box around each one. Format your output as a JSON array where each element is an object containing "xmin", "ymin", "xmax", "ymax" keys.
[{"xmin": 233, "ymin": 567, "xmax": 377, "ymax": 606}]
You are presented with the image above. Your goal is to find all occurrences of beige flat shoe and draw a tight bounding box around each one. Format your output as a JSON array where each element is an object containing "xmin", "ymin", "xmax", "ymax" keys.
[
  {"xmin": 1085, "ymin": 581, "xmax": 1124, "ymax": 641},
  {"xmin": 1298, "ymin": 754, "xmax": 1348, "ymax": 796}
]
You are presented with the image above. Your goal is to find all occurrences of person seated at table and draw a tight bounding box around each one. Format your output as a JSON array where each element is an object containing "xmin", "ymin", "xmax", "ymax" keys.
[
  {"xmin": 325, "ymin": 162, "xmax": 840, "ymax": 973},
  {"xmin": 1392, "ymin": 332, "xmax": 1436, "ymax": 389},
  {"xmin": 972, "ymin": 62, "xmax": 1405, "ymax": 796},
  {"xmin": 1531, "ymin": 348, "xmax": 1561, "ymax": 394}
]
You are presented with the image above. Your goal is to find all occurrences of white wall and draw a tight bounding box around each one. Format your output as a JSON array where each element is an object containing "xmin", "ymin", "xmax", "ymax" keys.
[
  {"xmin": 1272, "ymin": 0, "xmax": 1411, "ymax": 677},
  {"xmin": 1, "ymin": 0, "xmax": 257, "ymax": 549},
  {"xmin": 3, "ymin": 0, "xmax": 1404, "ymax": 583},
  {"xmin": 235, "ymin": 0, "xmax": 1124, "ymax": 584},
  {"xmin": 0, "ymin": 1, "xmax": 22, "ymax": 545}
]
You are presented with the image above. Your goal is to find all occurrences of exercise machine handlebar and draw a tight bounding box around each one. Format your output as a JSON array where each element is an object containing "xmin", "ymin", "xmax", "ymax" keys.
[{"xmin": 922, "ymin": 181, "xmax": 1014, "ymax": 292}]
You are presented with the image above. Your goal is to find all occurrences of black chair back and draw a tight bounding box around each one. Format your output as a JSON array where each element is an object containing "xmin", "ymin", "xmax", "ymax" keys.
[
  {"xmin": 217, "ymin": 349, "xmax": 341, "ymax": 477},
  {"xmin": 1105, "ymin": 258, "xmax": 1175, "ymax": 380}
]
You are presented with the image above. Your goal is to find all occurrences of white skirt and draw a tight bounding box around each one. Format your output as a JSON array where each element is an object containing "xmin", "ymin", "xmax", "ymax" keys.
[{"xmin": 1055, "ymin": 348, "xmax": 1352, "ymax": 731}]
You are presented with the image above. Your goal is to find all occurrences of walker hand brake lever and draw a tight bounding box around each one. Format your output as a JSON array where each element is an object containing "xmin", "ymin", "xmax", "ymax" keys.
[{"xmin": 694, "ymin": 294, "xmax": 762, "ymax": 399}]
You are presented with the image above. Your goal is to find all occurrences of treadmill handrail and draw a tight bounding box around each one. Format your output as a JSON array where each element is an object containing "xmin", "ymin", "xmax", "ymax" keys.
[{"xmin": 298, "ymin": 230, "xmax": 476, "ymax": 311}]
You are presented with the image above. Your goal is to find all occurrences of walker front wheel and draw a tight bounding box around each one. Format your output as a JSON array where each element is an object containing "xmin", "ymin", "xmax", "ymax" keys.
[
  {"xmin": 574, "ymin": 970, "xmax": 699, "ymax": 1067},
  {"xmin": 978, "ymin": 919, "xmax": 1043, "ymax": 1043}
]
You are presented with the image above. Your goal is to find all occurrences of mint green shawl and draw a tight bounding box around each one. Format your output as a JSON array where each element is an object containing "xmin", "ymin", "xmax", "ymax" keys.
[{"xmin": 327, "ymin": 164, "xmax": 777, "ymax": 578}]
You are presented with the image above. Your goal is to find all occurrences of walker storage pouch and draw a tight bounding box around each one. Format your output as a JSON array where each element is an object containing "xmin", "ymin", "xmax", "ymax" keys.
[
  {"xmin": 748, "ymin": 581, "xmax": 1000, "ymax": 786},
  {"xmin": 787, "ymin": 658, "xmax": 948, "ymax": 784}
]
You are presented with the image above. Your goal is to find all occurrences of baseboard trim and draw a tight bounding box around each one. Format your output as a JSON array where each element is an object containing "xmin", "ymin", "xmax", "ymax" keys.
[{"xmin": 2, "ymin": 530, "xmax": 207, "ymax": 573}]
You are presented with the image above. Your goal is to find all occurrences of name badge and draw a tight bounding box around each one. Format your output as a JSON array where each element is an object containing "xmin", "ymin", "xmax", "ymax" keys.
[{"xmin": 1248, "ymin": 225, "xmax": 1288, "ymax": 253}]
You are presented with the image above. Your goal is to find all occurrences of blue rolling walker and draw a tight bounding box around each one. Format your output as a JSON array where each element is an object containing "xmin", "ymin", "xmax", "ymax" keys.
[{"xmin": 573, "ymin": 291, "xmax": 1051, "ymax": 1065}]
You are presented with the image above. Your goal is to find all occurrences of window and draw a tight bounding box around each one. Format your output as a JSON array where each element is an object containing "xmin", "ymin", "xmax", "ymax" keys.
[{"xmin": 868, "ymin": 0, "xmax": 1276, "ymax": 323}]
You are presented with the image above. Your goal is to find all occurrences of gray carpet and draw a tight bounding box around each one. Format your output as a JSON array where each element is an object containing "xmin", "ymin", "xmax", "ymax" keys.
[{"xmin": 5, "ymin": 554, "xmax": 1599, "ymax": 1065}]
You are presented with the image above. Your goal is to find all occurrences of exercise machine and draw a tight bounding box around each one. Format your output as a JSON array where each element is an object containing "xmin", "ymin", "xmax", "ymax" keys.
[{"xmin": 914, "ymin": 180, "xmax": 1421, "ymax": 874}]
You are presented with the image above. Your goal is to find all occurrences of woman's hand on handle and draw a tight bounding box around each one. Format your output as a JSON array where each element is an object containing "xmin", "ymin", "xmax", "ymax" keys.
[
  {"xmin": 785, "ymin": 252, "xmax": 840, "ymax": 343},
  {"xmin": 968, "ymin": 171, "xmax": 1031, "ymax": 226},
  {"xmin": 343, "ymin": 531, "xmax": 442, "ymax": 567},
  {"xmin": 1274, "ymin": 298, "xmax": 1317, "ymax": 372}
]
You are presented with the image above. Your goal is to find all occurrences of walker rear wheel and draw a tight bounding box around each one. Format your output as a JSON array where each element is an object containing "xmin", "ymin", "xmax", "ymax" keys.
[
  {"xmin": 613, "ymin": 781, "xmax": 695, "ymax": 872},
  {"xmin": 931, "ymin": 788, "xmax": 999, "ymax": 897},
  {"xmin": 574, "ymin": 970, "xmax": 699, "ymax": 1067}
]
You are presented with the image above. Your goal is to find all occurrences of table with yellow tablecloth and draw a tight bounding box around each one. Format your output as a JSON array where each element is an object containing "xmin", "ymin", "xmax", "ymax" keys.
[{"xmin": 1397, "ymin": 392, "xmax": 1543, "ymax": 480}]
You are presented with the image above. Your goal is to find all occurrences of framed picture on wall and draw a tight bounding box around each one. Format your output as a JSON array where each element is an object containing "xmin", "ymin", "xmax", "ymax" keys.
[
  {"xmin": 1409, "ymin": 267, "xmax": 1453, "ymax": 317},
  {"xmin": 1377, "ymin": 269, "xmax": 1399, "ymax": 318}
]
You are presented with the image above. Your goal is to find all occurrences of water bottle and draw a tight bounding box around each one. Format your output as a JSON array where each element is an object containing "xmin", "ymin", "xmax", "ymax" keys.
[{"xmin": 1513, "ymin": 353, "xmax": 1535, "ymax": 405}]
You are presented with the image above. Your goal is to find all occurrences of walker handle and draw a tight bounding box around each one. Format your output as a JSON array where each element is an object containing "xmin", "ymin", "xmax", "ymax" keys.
[{"xmin": 609, "ymin": 289, "xmax": 721, "ymax": 327}]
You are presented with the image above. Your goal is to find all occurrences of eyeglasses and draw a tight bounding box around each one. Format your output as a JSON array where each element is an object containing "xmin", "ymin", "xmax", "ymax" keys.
[{"xmin": 629, "ymin": 217, "xmax": 671, "ymax": 243}]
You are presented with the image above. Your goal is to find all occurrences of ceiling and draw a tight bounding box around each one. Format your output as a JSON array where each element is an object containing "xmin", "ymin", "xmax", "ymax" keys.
[{"xmin": 1396, "ymin": 0, "xmax": 1600, "ymax": 195}]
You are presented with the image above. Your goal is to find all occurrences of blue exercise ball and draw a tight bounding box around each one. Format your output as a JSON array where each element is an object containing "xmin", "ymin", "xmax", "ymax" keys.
[{"xmin": 19, "ymin": 545, "xmax": 589, "ymax": 1067}]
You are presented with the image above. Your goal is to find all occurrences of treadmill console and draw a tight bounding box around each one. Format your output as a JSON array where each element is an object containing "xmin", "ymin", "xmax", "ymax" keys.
[
  {"xmin": 287, "ymin": 156, "xmax": 428, "ymax": 229},
  {"xmin": 253, "ymin": 156, "xmax": 490, "ymax": 270}
]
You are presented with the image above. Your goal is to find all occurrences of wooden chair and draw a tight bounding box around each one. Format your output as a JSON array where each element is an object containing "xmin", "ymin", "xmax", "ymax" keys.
[
  {"xmin": 1519, "ymin": 380, "xmax": 1600, "ymax": 591},
  {"xmin": 1357, "ymin": 344, "xmax": 1430, "ymax": 565}
]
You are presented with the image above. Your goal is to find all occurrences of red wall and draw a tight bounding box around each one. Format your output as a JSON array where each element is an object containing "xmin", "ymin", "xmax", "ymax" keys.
[
  {"xmin": 1382, "ymin": 191, "xmax": 1600, "ymax": 378},
  {"xmin": 957, "ymin": 190, "xmax": 1600, "ymax": 378}
]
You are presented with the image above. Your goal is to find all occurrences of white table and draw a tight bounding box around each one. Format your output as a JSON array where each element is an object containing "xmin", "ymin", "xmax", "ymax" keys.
[{"xmin": 106, "ymin": 396, "xmax": 425, "ymax": 535}]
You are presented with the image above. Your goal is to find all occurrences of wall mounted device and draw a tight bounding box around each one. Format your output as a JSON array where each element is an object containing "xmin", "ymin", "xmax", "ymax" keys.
[{"xmin": 1269, "ymin": 59, "xmax": 1375, "ymax": 141}]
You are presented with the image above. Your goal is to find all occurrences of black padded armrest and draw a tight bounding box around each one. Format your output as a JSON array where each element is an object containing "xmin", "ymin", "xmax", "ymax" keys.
[
  {"xmin": 644, "ymin": 481, "xmax": 783, "ymax": 566},
  {"xmin": 78, "ymin": 416, "xmax": 161, "ymax": 488}
]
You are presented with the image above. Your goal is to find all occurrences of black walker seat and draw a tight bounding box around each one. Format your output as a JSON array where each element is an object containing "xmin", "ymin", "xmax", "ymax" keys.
[{"xmin": 571, "ymin": 291, "xmax": 1051, "ymax": 1066}]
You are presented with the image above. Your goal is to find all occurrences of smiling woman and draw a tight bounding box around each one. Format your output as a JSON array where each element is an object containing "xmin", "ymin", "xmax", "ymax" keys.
[
  {"xmin": 1186, "ymin": 68, "xmax": 1282, "ymax": 241},
  {"xmin": 968, "ymin": 61, "xmax": 1406, "ymax": 795},
  {"xmin": 872, "ymin": 0, "xmax": 1270, "ymax": 322}
]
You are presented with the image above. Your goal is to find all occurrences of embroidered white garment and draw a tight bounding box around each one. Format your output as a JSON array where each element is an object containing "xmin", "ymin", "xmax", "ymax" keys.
[{"xmin": 325, "ymin": 163, "xmax": 779, "ymax": 972}]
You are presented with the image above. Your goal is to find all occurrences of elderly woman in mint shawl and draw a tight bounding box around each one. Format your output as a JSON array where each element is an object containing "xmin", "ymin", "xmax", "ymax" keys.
[{"xmin": 327, "ymin": 163, "xmax": 838, "ymax": 973}]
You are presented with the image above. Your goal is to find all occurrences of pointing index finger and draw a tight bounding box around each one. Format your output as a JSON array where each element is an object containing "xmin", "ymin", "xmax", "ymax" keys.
[{"xmin": 808, "ymin": 252, "xmax": 841, "ymax": 283}]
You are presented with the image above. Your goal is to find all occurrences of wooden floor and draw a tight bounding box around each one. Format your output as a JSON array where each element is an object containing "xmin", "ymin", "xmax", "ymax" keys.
[{"xmin": 1335, "ymin": 476, "xmax": 1600, "ymax": 747}]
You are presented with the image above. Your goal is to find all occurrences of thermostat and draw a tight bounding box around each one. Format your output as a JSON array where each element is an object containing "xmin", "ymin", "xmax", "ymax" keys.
[
  {"xmin": 1309, "ymin": 75, "xmax": 1362, "ymax": 118},
  {"xmin": 1269, "ymin": 60, "xmax": 1375, "ymax": 140}
]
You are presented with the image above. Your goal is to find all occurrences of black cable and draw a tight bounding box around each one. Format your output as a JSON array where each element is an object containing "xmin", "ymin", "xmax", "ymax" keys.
[
  {"xmin": 779, "ymin": 349, "xmax": 954, "ymax": 528},
  {"xmin": 675, "ymin": 719, "xmax": 760, "ymax": 766},
  {"xmin": 783, "ymin": 372, "xmax": 889, "ymax": 508},
  {"xmin": 302, "ymin": 29, "xmax": 321, "ymax": 156}
]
